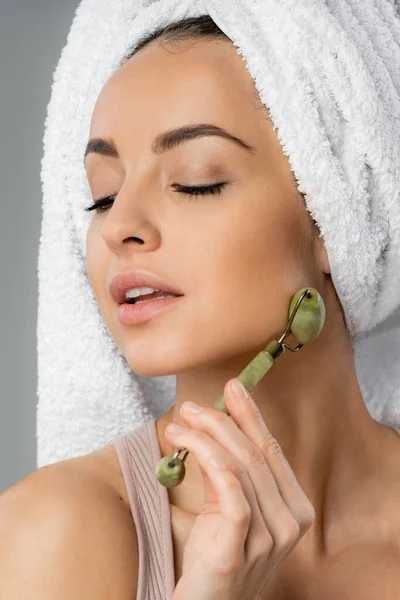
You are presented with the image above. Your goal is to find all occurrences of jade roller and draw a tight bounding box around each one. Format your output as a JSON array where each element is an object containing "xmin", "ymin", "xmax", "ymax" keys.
[{"xmin": 156, "ymin": 286, "xmax": 326, "ymax": 488}]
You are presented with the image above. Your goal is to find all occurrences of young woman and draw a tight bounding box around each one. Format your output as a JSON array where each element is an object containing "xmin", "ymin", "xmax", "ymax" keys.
[{"xmin": 1, "ymin": 14, "xmax": 400, "ymax": 600}]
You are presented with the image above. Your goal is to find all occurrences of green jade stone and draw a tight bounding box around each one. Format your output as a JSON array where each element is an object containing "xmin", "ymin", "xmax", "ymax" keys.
[
  {"xmin": 213, "ymin": 342, "xmax": 278, "ymax": 415},
  {"xmin": 288, "ymin": 287, "xmax": 325, "ymax": 344},
  {"xmin": 156, "ymin": 454, "xmax": 186, "ymax": 488}
]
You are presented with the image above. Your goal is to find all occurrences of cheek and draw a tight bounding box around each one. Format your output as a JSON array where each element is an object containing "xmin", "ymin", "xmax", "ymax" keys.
[
  {"xmin": 85, "ymin": 225, "xmax": 109, "ymax": 305},
  {"xmin": 206, "ymin": 202, "xmax": 301, "ymax": 295},
  {"xmin": 86, "ymin": 226, "xmax": 98, "ymax": 285},
  {"xmin": 192, "ymin": 199, "xmax": 311, "ymax": 340}
]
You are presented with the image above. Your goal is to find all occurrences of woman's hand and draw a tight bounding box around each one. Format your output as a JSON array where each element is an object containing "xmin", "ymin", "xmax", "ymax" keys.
[{"xmin": 164, "ymin": 378, "xmax": 315, "ymax": 600}]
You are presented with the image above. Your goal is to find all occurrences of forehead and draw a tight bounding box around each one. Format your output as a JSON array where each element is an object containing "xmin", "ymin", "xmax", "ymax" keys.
[{"xmin": 89, "ymin": 39, "xmax": 266, "ymax": 140}]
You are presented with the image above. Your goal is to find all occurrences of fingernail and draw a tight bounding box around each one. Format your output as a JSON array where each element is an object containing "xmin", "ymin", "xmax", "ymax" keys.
[
  {"xmin": 231, "ymin": 379, "xmax": 250, "ymax": 399},
  {"xmin": 182, "ymin": 401, "xmax": 205, "ymax": 414},
  {"xmin": 166, "ymin": 423, "xmax": 186, "ymax": 435}
]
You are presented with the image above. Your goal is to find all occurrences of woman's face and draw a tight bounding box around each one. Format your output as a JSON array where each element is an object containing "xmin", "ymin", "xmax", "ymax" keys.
[{"xmin": 85, "ymin": 38, "xmax": 326, "ymax": 377}]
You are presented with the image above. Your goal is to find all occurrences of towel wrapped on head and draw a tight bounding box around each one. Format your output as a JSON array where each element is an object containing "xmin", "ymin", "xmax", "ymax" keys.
[{"xmin": 37, "ymin": 0, "xmax": 400, "ymax": 466}]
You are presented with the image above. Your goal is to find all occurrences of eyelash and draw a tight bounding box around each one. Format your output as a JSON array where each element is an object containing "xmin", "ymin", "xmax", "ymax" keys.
[{"xmin": 84, "ymin": 183, "xmax": 227, "ymax": 215}]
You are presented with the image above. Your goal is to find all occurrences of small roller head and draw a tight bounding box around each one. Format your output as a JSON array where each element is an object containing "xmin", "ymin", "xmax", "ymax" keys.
[{"xmin": 156, "ymin": 455, "xmax": 186, "ymax": 488}]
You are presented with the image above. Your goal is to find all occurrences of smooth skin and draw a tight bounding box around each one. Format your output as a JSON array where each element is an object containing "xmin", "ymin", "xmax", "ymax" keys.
[{"xmin": 1, "ymin": 35, "xmax": 400, "ymax": 599}]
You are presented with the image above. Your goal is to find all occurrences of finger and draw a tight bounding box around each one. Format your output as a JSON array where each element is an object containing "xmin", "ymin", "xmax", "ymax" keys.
[
  {"xmin": 165, "ymin": 423, "xmax": 268, "ymax": 566},
  {"xmin": 179, "ymin": 385, "xmax": 314, "ymax": 553},
  {"xmin": 225, "ymin": 379, "xmax": 316, "ymax": 530},
  {"xmin": 179, "ymin": 396, "xmax": 300, "ymax": 551}
]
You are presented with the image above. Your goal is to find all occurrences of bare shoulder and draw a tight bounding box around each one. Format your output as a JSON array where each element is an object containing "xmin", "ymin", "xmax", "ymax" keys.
[{"xmin": 0, "ymin": 444, "xmax": 138, "ymax": 599}]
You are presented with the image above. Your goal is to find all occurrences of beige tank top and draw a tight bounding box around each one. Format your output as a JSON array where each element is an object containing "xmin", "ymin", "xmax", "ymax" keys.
[
  {"xmin": 114, "ymin": 418, "xmax": 175, "ymax": 600},
  {"xmin": 114, "ymin": 418, "xmax": 400, "ymax": 600}
]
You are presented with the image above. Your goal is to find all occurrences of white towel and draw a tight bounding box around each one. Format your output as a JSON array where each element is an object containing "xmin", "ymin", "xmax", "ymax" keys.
[{"xmin": 37, "ymin": 0, "xmax": 400, "ymax": 467}]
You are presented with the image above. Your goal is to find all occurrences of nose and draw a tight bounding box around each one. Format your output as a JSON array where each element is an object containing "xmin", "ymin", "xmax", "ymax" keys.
[{"xmin": 99, "ymin": 192, "xmax": 161, "ymax": 255}]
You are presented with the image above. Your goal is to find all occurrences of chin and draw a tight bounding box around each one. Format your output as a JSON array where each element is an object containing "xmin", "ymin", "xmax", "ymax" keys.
[
  {"xmin": 123, "ymin": 350, "xmax": 186, "ymax": 378},
  {"xmin": 123, "ymin": 346, "xmax": 218, "ymax": 379}
]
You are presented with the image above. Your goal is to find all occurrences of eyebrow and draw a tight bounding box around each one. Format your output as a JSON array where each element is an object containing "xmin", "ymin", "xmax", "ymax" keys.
[{"xmin": 83, "ymin": 123, "xmax": 256, "ymax": 166}]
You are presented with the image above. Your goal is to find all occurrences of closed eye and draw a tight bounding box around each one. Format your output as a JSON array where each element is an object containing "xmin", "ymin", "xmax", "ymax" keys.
[
  {"xmin": 173, "ymin": 182, "xmax": 227, "ymax": 199},
  {"xmin": 84, "ymin": 182, "xmax": 228, "ymax": 215}
]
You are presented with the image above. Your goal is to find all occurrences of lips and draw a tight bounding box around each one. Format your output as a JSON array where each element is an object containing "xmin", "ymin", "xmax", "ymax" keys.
[{"xmin": 109, "ymin": 270, "xmax": 184, "ymax": 305}]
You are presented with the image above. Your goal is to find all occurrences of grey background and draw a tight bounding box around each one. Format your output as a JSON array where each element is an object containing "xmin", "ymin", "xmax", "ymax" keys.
[{"xmin": 0, "ymin": 1, "xmax": 79, "ymax": 492}]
